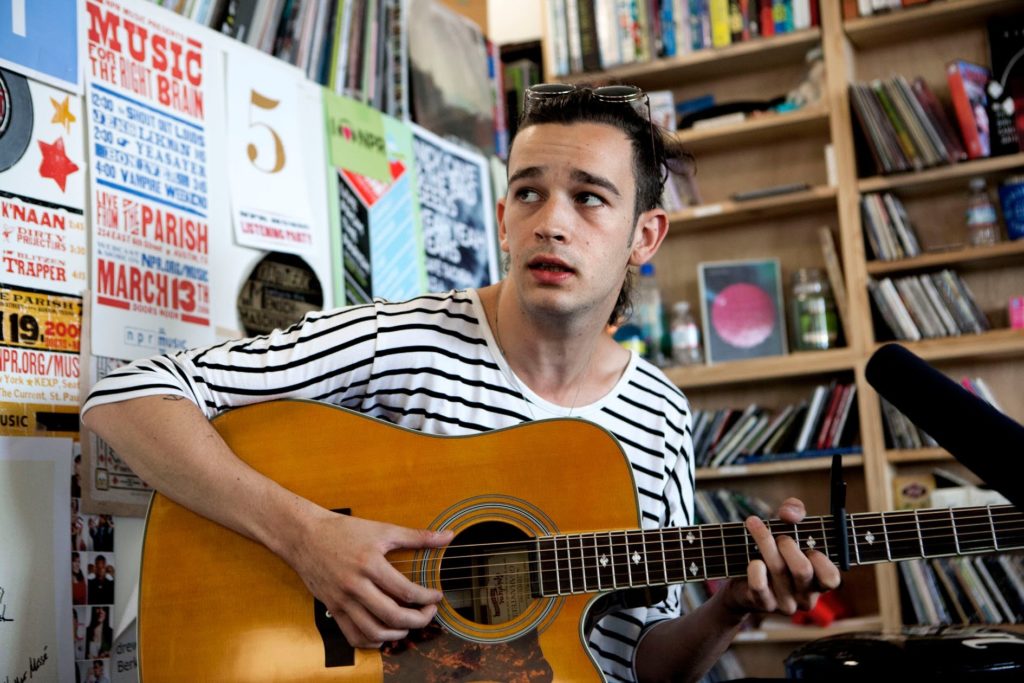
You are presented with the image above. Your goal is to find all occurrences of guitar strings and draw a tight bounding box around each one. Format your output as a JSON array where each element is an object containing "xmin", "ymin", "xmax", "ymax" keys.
[
  {"xmin": 378, "ymin": 509, "xmax": 1024, "ymax": 587},
  {"xmin": 384, "ymin": 510, "xmax": 1024, "ymax": 576}
]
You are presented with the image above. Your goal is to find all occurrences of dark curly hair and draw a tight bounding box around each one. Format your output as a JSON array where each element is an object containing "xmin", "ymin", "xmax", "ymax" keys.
[{"xmin": 509, "ymin": 85, "xmax": 694, "ymax": 325}]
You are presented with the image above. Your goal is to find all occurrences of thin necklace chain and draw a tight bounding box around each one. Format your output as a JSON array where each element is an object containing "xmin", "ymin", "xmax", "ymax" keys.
[{"xmin": 492, "ymin": 282, "xmax": 593, "ymax": 418}]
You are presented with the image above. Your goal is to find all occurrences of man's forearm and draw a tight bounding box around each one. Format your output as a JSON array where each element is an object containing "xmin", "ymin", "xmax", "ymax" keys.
[
  {"xmin": 633, "ymin": 589, "xmax": 748, "ymax": 683},
  {"xmin": 81, "ymin": 396, "xmax": 320, "ymax": 559}
]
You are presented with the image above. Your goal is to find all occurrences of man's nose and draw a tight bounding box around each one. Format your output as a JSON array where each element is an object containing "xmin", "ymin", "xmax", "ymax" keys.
[{"xmin": 534, "ymin": 196, "xmax": 572, "ymax": 242}]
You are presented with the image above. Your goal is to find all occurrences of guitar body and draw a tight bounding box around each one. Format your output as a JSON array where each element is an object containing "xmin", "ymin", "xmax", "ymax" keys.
[{"xmin": 140, "ymin": 400, "xmax": 643, "ymax": 681}]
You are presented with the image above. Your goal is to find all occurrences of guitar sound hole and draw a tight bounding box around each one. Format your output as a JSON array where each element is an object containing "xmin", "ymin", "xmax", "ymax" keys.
[{"xmin": 439, "ymin": 522, "xmax": 537, "ymax": 626}]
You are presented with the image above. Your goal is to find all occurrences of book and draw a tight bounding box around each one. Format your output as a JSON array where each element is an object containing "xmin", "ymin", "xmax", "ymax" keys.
[
  {"xmin": 794, "ymin": 383, "xmax": 831, "ymax": 453},
  {"xmin": 947, "ymin": 60, "xmax": 992, "ymax": 159},
  {"xmin": 911, "ymin": 77, "xmax": 968, "ymax": 164},
  {"xmin": 818, "ymin": 227, "xmax": 850, "ymax": 340}
]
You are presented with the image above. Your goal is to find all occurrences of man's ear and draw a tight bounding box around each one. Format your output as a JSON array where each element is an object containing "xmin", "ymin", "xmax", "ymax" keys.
[
  {"xmin": 628, "ymin": 208, "xmax": 669, "ymax": 267},
  {"xmin": 496, "ymin": 196, "xmax": 510, "ymax": 254}
]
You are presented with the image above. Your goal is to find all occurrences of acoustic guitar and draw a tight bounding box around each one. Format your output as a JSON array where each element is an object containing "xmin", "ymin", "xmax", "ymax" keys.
[{"xmin": 139, "ymin": 400, "xmax": 1024, "ymax": 681}]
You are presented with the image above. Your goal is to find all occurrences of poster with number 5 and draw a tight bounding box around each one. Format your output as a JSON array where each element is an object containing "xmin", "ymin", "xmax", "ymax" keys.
[{"xmin": 226, "ymin": 52, "xmax": 316, "ymax": 257}]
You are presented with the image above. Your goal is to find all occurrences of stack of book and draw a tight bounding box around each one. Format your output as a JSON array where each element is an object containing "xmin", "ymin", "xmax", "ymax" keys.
[
  {"xmin": 861, "ymin": 192, "xmax": 923, "ymax": 261},
  {"xmin": 899, "ymin": 555, "xmax": 1024, "ymax": 625},
  {"xmin": 546, "ymin": 0, "xmax": 820, "ymax": 77},
  {"xmin": 694, "ymin": 487, "xmax": 775, "ymax": 525},
  {"xmin": 692, "ymin": 382, "xmax": 859, "ymax": 468},
  {"xmin": 850, "ymin": 74, "xmax": 967, "ymax": 176},
  {"xmin": 867, "ymin": 270, "xmax": 991, "ymax": 342},
  {"xmin": 881, "ymin": 398, "xmax": 937, "ymax": 450}
]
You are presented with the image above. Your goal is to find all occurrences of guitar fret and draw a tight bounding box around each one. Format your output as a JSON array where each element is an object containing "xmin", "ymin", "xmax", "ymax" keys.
[
  {"xmin": 914, "ymin": 509, "xmax": 925, "ymax": 557},
  {"xmin": 611, "ymin": 531, "xmax": 630, "ymax": 589},
  {"xmin": 641, "ymin": 530, "xmax": 651, "ymax": 586},
  {"xmin": 918, "ymin": 508, "xmax": 957, "ymax": 558},
  {"xmin": 819, "ymin": 516, "xmax": 829, "ymax": 558},
  {"xmin": 950, "ymin": 508, "xmax": 961, "ymax": 555},
  {"xmin": 538, "ymin": 537, "xmax": 558, "ymax": 597},
  {"xmin": 592, "ymin": 534, "xmax": 602, "ymax": 591},
  {"xmin": 849, "ymin": 515, "xmax": 861, "ymax": 565},
  {"xmin": 880, "ymin": 513, "xmax": 893, "ymax": 561},
  {"xmin": 650, "ymin": 529, "xmax": 668, "ymax": 586},
  {"xmin": 577, "ymin": 535, "xmax": 588, "ymax": 593},
  {"xmin": 720, "ymin": 523, "xmax": 748, "ymax": 578},
  {"xmin": 679, "ymin": 526, "xmax": 702, "ymax": 580},
  {"xmin": 702, "ymin": 524, "xmax": 726, "ymax": 579},
  {"xmin": 989, "ymin": 505, "xmax": 1000, "ymax": 551}
]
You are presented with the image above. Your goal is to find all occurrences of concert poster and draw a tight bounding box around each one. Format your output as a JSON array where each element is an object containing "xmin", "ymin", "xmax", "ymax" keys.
[
  {"xmin": 411, "ymin": 122, "xmax": 498, "ymax": 292},
  {"xmin": 84, "ymin": 0, "xmax": 222, "ymax": 359},
  {"xmin": 330, "ymin": 110, "xmax": 426, "ymax": 304},
  {"xmin": 698, "ymin": 258, "xmax": 788, "ymax": 364},
  {"xmin": 226, "ymin": 50, "xmax": 317, "ymax": 257}
]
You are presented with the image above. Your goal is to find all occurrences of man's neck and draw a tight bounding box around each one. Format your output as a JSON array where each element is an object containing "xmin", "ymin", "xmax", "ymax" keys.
[{"xmin": 480, "ymin": 283, "xmax": 628, "ymax": 408}]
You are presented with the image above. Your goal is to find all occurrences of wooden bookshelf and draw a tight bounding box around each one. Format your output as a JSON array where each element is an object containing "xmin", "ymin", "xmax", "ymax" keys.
[
  {"xmin": 664, "ymin": 348, "xmax": 856, "ymax": 389},
  {"xmin": 875, "ymin": 328, "xmax": 1024, "ymax": 363},
  {"xmin": 667, "ymin": 185, "xmax": 837, "ymax": 233},
  {"xmin": 676, "ymin": 105, "xmax": 830, "ymax": 151},
  {"xmin": 886, "ymin": 448, "xmax": 952, "ymax": 464},
  {"xmin": 698, "ymin": 454, "xmax": 864, "ymax": 482},
  {"xmin": 844, "ymin": 0, "xmax": 1023, "ymax": 49},
  {"xmin": 543, "ymin": 0, "xmax": 1024, "ymax": 675},
  {"xmin": 858, "ymin": 153, "xmax": 1024, "ymax": 195},
  {"xmin": 865, "ymin": 239, "xmax": 1024, "ymax": 275},
  {"xmin": 557, "ymin": 28, "xmax": 821, "ymax": 89},
  {"xmin": 733, "ymin": 615, "xmax": 884, "ymax": 643}
]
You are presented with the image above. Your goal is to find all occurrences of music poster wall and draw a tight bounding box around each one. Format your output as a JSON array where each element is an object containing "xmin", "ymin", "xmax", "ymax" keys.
[
  {"xmin": 0, "ymin": 64, "xmax": 86, "ymax": 439},
  {"xmin": 411, "ymin": 123, "xmax": 498, "ymax": 292},
  {"xmin": 84, "ymin": 0, "xmax": 221, "ymax": 360}
]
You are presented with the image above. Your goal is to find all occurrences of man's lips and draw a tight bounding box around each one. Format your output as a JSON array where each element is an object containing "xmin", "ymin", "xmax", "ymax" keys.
[{"xmin": 527, "ymin": 256, "xmax": 575, "ymax": 273}]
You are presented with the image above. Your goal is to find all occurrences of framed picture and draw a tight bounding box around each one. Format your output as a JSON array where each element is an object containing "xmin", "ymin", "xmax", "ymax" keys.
[{"xmin": 698, "ymin": 259, "xmax": 788, "ymax": 364}]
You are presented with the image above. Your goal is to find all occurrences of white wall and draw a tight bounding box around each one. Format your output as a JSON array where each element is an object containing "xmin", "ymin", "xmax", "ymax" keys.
[{"xmin": 488, "ymin": 0, "xmax": 543, "ymax": 45}]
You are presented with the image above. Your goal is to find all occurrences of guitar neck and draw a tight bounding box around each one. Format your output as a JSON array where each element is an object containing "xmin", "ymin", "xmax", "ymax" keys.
[{"xmin": 533, "ymin": 504, "xmax": 1024, "ymax": 597}]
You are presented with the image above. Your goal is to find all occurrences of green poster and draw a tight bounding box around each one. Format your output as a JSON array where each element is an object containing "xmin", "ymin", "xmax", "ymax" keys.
[{"xmin": 323, "ymin": 89, "xmax": 391, "ymax": 182}]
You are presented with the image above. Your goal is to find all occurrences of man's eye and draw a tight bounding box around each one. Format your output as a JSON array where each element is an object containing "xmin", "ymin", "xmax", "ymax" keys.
[
  {"xmin": 516, "ymin": 188, "xmax": 541, "ymax": 203},
  {"xmin": 578, "ymin": 193, "xmax": 604, "ymax": 207}
]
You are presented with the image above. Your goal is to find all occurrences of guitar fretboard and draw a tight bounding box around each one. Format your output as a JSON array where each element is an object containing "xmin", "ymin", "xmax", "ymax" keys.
[{"xmin": 533, "ymin": 504, "xmax": 1024, "ymax": 597}]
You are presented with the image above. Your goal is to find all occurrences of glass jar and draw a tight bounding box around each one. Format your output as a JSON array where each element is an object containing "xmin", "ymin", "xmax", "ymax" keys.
[
  {"xmin": 789, "ymin": 268, "xmax": 838, "ymax": 351},
  {"xmin": 669, "ymin": 301, "xmax": 704, "ymax": 366}
]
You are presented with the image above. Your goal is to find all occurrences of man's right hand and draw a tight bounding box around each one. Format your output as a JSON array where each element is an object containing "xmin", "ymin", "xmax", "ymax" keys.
[{"xmin": 290, "ymin": 510, "xmax": 453, "ymax": 648}]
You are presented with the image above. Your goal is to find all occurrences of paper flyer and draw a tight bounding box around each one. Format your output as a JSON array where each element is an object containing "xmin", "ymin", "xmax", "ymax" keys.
[
  {"xmin": 0, "ymin": 0, "xmax": 80, "ymax": 93},
  {"xmin": 0, "ymin": 435, "xmax": 74, "ymax": 682},
  {"xmin": 84, "ymin": 0, "xmax": 220, "ymax": 359},
  {"xmin": 0, "ymin": 68, "xmax": 87, "ymax": 296},
  {"xmin": 331, "ymin": 114, "xmax": 426, "ymax": 304},
  {"xmin": 411, "ymin": 123, "xmax": 498, "ymax": 292},
  {"xmin": 0, "ymin": 284, "xmax": 82, "ymax": 438},
  {"xmin": 226, "ymin": 50, "xmax": 316, "ymax": 257},
  {"xmin": 324, "ymin": 90, "xmax": 390, "ymax": 182}
]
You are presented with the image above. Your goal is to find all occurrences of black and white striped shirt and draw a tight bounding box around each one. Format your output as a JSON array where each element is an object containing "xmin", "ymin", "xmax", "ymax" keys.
[{"xmin": 83, "ymin": 289, "xmax": 695, "ymax": 681}]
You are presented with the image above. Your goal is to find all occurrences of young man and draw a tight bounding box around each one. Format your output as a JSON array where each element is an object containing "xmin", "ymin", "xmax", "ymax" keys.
[{"xmin": 82, "ymin": 85, "xmax": 840, "ymax": 681}]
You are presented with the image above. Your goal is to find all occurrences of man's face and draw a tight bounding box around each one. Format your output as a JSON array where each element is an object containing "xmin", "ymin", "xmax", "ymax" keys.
[
  {"xmin": 499, "ymin": 122, "xmax": 653, "ymax": 322},
  {"xmin": 95, "ymin": 558, "xmax": 106, "ymax": 574}
]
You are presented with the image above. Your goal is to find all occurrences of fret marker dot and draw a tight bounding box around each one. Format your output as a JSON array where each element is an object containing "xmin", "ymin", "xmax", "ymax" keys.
[
  {"xmin": 599, "ymin": 554, "xmax": 609, "ymax": 568},
  {"xmin": 689, "ymin": 562, "xmax": 699, "ymax": 576},
  {"xmin": 631, "ymin": 550, "xmax": 642, "ymax": 565},
  {"xmin": 865, "ymin": 532, "xmax": 875, "ymax": 545},
  {"xmin": 685, "ymin": 532, "xmax": 696, "ymax": 544},
  {"xmin": 806, "ymin": 537, "xmax": 816, "ymax": 549}
]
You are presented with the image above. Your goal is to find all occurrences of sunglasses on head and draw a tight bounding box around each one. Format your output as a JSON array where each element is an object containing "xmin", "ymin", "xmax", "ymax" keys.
[{"xmin": 523, "ymin": 83, "xmax": 661, "ymax": 182}]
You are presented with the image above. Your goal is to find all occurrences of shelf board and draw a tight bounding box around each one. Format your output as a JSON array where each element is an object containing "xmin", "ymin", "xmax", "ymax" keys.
[
  {"xmin": 665, "ymin": 348, "xmax": 856, "ymax": 389},
  {"xmin": 734, "ymin": 615, "xmax": 884, "ymax": 643},
  {"xmin": 561, "ymin": 29, "xmax": 821, "ymax": 89},
  {"xmin": 887, "ymin": 448, "xmax": 952, "ymax": 464},
  {"xmin": 844, "ymin": 0, "xmax": 1023, "ymax": 49},
  {"xmin": 865, "ymin": 239, "xmax": 1024, "ymax": 276},
  {"xmin": 698, "ymin": 455, "xmax": 864, "ymax": 481},
  {"xmin": 858, "ymin": 153, "xmax": 1024, "ymax": 195},
  {"xmin": 675, "ymin": 106, "xmax": 830, "ymax": 151},
  {"xmin": 668, "ymin": 185, "xmax": 837, "ymax": 233},
  {"xmin": 874, "ymin": 328, "xmax": 1024, "ymax": 364}
]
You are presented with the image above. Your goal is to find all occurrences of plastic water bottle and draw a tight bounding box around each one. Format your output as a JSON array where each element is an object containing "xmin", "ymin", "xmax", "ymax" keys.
[
  {"xmin": 966, "ymin": 177, "xmax": 1001, "ymax": 246},
  {"xmin": 670, "ymin": 301, "xmax": 704, "ymax": 366},
  {"xmin": 635, "ymin": 263, "xmax": 666, "ymax": 365}
]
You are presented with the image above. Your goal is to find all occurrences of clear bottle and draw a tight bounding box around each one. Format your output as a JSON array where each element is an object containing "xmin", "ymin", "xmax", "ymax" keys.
[
  {"xmin": 789, "ymin": 268, "xmax": 838, "ymax": 351},
  {"xmin": 965, "ymin": 177, "xmax": 1001, "ymax": 246},
  {"xmin": 670, "ymin": 301, "xmax": 704, "ymax": 366},
  {"xmin": 634, "ymin": 262, "xmax": 666, "ymax": 366}
]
